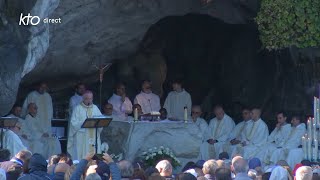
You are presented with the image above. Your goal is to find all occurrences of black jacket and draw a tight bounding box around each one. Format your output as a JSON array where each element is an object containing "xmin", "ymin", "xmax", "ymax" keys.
[{"xmin": 18, "ymin": 153, "xmax": 51, "ymax": 180}]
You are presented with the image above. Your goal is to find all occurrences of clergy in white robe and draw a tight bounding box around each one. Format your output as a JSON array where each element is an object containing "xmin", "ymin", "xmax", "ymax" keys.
[
  {"xmin": 134, "ymin": 80, "xmax": 161, "ymax": 114},
  {"xmin": 67, "ymin": 91, "xmax": 103, "ymax": 160},
  {"xmin": 241, "ymin": 108, "xmax": 269, "ymax": 160},
  {"xmin": 22, "ymin": 83, "xmax": 53, "ymax": 133},
  {"xmin": 262, "ymin": 112, "xmax": 292, "ymax": 164},
  {"xmin": 7, "ymin": 112, "xmax": 32, "ymax": 149},
  {"xmin": 227, "ymin": 108, "xmax": 254, "ymax": 157},
  {"xmin": 269, "ymin": 116, "xmax": 306, "ymax": 166},
  {"xmin": 3, "ymin": 125, "xmax": 28, "ymax": 158},
  {"xmin": 108, "ymin": 83, "xmax": 132, "ymax": 121},
  {"xmin": 201, "ymin": 106, "xmax": 235, "ymax": 159},
  {"xmin": 191, "ymin": 105, "xmax": 208, "ymax": 134},
  {"xmin": 69, "ymin": 83, "xmax": 86, "ymax": 116},
  {"xmin": 23, "ymin": 103, "xmax": 61, "ymax": 158},
  {"xmin": 163, "ymin": 79, "xmax": 192, "ymax": 120}
]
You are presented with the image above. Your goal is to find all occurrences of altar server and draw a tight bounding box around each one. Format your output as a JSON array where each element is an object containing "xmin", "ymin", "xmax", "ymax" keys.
[
  {"xmin": 134, "ymin": 80, "xmax": 161, "ymax": 114},
  {"xmin": 68, "ymin": 91, "xmax": 103, "ymax": 160},
  {"xmin": 69, "ymin": 83, "xmax": 86, "ymax": 116},
  {"xmin": 164, "ymin": 79, "xmax": 192, "ymax": 120},
  {"xmin": 108, "ymin": 82, "xmax": 132, "ymax": 121}
]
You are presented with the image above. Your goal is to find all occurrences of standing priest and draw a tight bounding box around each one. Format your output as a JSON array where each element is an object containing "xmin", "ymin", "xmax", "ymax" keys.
[{"xmin": 67, "ymin": 91, "xmax": 103, "ymax": 160}]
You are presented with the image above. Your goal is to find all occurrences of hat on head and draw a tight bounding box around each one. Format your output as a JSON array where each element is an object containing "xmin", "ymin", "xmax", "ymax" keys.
[
  {"xmin": 249, "ymin": 158, "xmax": 261, "ymax": 169},
  {"xmin": 195, "ymin": 160, "xmax": 205, "ymax": 169}
]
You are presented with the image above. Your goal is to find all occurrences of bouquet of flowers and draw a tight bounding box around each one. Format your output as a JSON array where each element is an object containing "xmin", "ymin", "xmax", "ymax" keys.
[{"xmin": 141, "ymin": 146, "xmax": 181, "ymax": 168}]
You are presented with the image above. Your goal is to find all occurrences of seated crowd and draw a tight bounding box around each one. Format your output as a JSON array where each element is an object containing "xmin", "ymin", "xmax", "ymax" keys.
[{"xmin": 0, "ymin": 148, "xmax": 318, "ymax": 180}]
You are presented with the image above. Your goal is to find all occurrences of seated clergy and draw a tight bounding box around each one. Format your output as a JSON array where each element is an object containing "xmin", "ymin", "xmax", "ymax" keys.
[
  {"xmin": 262, "ymin": 111, "xmax": 292, "ymax": 164},
  {"xmin": 241, "ymin": 108, "xmax": 269, "ymax": 160},
  {"xmin": 268, "ymin": 115, "xmax": 306, "ymax": 166},
  {"xmin": 24, "ymin": 103, "xmax": 61, "ymax": 158},
  {"xmin": 163, "ymin": 79, "xmax": 192, "ymax": 121},
  {"xmin": 191, "ymin": 105, "xmax": 208, "ymax": 133},
  {"xmin": 3, "ymin": 122, "xmax": 28, "ymax": 157},
  {"xmin": 134, "ymin": 80, "xmax": 161, "ymax": 114},
  {"xmin": 227, "ymin": 107, "xmax": 253, "ymax": 157},
  {"xmin": 108, "ymin": 82, "xmax": 133, "ymax": 121},
  {"xmin": 200, "ymin": 105, "xmax": 235, "ymax": 160}
]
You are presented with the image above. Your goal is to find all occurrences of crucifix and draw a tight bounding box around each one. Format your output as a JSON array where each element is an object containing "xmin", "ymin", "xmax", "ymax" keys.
[{"xmin": 93, "ymin": 62, "xmax": 112, "ymax": 109}]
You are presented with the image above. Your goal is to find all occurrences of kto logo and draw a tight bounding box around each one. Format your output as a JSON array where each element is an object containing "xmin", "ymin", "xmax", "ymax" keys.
[{"xmin": 19, "ymin": 13, "xmax": 40, "ymax": 25}]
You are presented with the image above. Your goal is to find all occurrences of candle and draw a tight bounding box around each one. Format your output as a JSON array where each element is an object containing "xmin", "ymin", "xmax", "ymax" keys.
[
  {"xmin": 184, "ymin": 106, "xmax": 188, "ymax": 122},
  {"xmin": 314, "ymin": 139, "xmax": 318, "ymax": 161},
  {"xmin": 308, "ymin": 118, "xmax": 312, "ymax": 140},
  {"xmin": 302, "ymin": 136, "xmax": 307, "ymax": 159},
  {"xmin": 308, "ymin": 137, "xmax": 312, "ymax": 160},
  {"xmin": 134, "ymin": 108, "xmax": 138, "ymax": 121},
  {"xmin": 313, "ymin": 122, "xmax": 316, "ymax": 140}
]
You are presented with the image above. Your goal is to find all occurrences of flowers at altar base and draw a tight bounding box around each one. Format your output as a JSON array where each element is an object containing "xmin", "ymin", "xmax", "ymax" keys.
[{"xmin": 141, "ymin": 146, "xmax": 181, "ymax": 169}]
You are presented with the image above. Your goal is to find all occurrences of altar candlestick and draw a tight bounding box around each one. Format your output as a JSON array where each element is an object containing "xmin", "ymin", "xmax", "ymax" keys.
[
  {"xmin": 308, "ymin": 137, "xmax": 312, "ymax": 160},
  {"xmin": 308, "ymin": 118, "xmax": 312, "ymax": 139},
  {"xmin": 302, "ymin": 135, "xmax": 307, "ymax": 159},
  {"xmin": 314, "ymin": 139, "xmax": 318, "ymax": 161},
  {"xmin": 184, "ymin": 106, "xmax": 188, "ymax": 123},
  {"xmin": 134, "ymin": 108, "xmax": 138, "ymax": 121}
]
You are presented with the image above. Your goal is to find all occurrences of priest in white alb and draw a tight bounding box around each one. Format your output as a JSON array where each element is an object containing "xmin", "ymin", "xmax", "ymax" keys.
[
  {"xmin": 23, "ymin": 103, "xmax": 61, "ymax": 158},
  {"xmin": 164, "ymin": 79, "xmax": 192, "ymax": 120},
  {"xmin": 227, "ymin": 108, "xmax": 253, "ymax": 157},
  {"xmin": 108, "ymin": 82, "xmax": 132, "ymax": 121},
  {"xmin": 134, "ymin": 80, "xmax": 161, "ymax": 114},
  {"xmin": 22, "ymin": 82, "xmax": 53, "ymax": 130},
  {"xmin": 241, "ymin": 108, "xmax": 269, "ymax": 160},
  {"xmin": 262, "ymin": 111, "xmax": 292, "ymax": 164},
  {"xmin": 3, "ymin": 122, "xmax": 28, "ymax": 157},
  {"xmin": 191, "ymin": 105, "xmax": 208, "ymax": 133},
  {"xmin": 69, "ymin": 83, "xmax": 86, "ymax": 116},
  {"xmin": 201, "ymin": 105, "xmax": 235, "ymax": 159},
  {"xmin": 271, "ymin": 115, "xmax": 306, "ymax": 168},
  {"xmin": 67, "ymin": 91, "xmax": 103, "ymax": 160}
]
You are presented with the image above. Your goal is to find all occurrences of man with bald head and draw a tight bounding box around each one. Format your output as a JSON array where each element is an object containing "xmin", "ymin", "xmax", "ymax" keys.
[
  {"xmin": 241, "ymin": 108, "xmax": 269, "ymax": 160},
  {"xmin": 231, "ymin": 156, "xmax": 251, "ymax": 180},
  {"xmin": 203, "ymin": 105, "xmax": 235, "ymax": 159},
  {"xmin": 67, "ymin": 90, "xmax": 103, "ymax": 160}
]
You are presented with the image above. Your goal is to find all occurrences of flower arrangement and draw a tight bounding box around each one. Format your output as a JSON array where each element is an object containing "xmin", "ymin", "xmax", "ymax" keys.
[{"xmin": 141, "ymin": 146, "xmax": 181, "ymax": 168}]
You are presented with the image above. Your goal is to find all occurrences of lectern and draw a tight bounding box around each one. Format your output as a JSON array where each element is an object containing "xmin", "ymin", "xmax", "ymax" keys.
[
  {"xmin": 0, "ymin": 117, "xmax": 18, "ymax": 149},
  {"xmin": 81, "ymin": 116, "xmax": 112, "ymax": 153}
]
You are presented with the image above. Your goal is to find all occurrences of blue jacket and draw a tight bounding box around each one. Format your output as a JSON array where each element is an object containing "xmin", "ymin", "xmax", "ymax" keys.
[{"xmin": 18, "ymin": 153, "xmax": 52, "ymax": 180}]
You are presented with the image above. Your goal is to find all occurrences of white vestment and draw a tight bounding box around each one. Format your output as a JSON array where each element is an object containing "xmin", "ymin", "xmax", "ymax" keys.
[
  {"xmin": 163, "ymin": 89, "xmax": 192, "ymax": 120},
  {"xmin": 22, "ymin": 91, "xmax": 53, "ymax": 132},
  {"xmin": 24, "ymin": 114, "xmax": 61, "ymax": 158},
  {"xmin": 200, "ymin": 114, "xmax": 235, "ymax": 159},
  {"xmin": 134, "ymin": 92, "xmax": 161, "ymax": 114},
  {"xmin": 108, "ymin": 94, "xmax": 132, "ymax": 121},
  {"xmin": 6, "ymin": 114, "xmax": 31, "ymax": 149},
  {"xmin": 228, "ymin": 120, "xmax": 254, "ymax": 157},
  {"xmin": 2, "ymin": 129, "xmax": 28, "ymax": 158},
  {"xmin": 67, "ymin": 103, "xmax": 103, "ymax": 160},
  {"xmin": 242, "ymin": 118, "xmax": 269, "ymax": 160},
  {"xmin": 262, "ymin": 123, "xmax": 292, "ymax": 164},
  {"xmin": 268, "ymin": 123, "xmax": 306, "ymax": 165},
  {"xmin": 69, "ymin": 93, "xmax": 83, "ymax": 116}
]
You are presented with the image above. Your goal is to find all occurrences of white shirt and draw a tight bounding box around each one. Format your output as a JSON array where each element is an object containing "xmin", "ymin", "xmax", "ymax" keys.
[
  {"xmin": 163, "ymin": 89, "xmax": 192, "ymax": 120},
  {"xmin": 207, "ymin": 114, "xmax": 235, "ymax": 142},
  {"xmin": 108, "ymin": 94, "xmax": 133, "ymax": 120},
  {"xmin": 69, "ymin": 93, "xmax": 83, "ymax": 115},
  {"xmin": 134, "ymin": 92, "xmax": 161, "ymax": 114}
]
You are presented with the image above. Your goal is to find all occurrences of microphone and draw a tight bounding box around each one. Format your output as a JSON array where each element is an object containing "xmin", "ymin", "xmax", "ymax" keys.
[{"xmin": 148, "ymin": 99, "xmax": 152, "ymax": 112}]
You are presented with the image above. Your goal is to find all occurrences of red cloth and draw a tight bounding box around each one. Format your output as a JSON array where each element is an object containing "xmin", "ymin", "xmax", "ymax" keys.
[{"xmin": 293, "ymin": 163, "xmax": 302, "ymax": 176}]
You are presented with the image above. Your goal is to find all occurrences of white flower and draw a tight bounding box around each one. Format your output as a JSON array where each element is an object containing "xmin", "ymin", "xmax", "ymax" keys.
[
  {"xmin": 146, "ymin": 156, "xmax": 149, "ymax": 160},
  {"xmin": 149, "ymin": 148, "xmax": 153, "ymax": 152},
  {"xmin": 166, "ymin": 147, "xmax": 170, "ymax": 151},
  {"xmin": 158, "ymin": 151, "xmax": 162, "ymax": 155},
  {"xmin": 152, "ymin": 153, "xmax": 156, "ymax": 156},
  {"xmin": 142, "ymin": 151, "xmax": 147, "ymax": 155},
  {"xmin": 154, "ymin": 147, "xmax": 157, "ymax": 150},
  {"xmin": 160, "ymin": 146, "xmax": 164, "ymax": 149}
]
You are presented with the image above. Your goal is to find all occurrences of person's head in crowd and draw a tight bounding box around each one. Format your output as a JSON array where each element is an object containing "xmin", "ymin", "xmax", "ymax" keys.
[
  {"xmin": 248, "ymin": 169, "xmax": 258, "ymax": 180},
  {"xmin": 251, "ymin": 108, "xmax": 261, "ymax": 121},
  {"xmin": 37, "ymin": 82, "xmax": 48, "ymax": 94},
  {"xmin": 159, "ymin": 108, "xmax": 168, "ymax": 120},
  {"xmin": 231, "ymin": 156, "xmax": 248, "ymax": 175},
  {"xmin": 49, "ymin": 155, "xmax": 60, "ymax": 166},
  {"xmin": 11, "ymin": 104, "xmax": 22, "ymax": 117},
  {"xmin": 0, "ymin": 149, "xmax": 11, "ymax": 162},
  {"xmin": 269, "ymin": 166, "xmax": 288, "ymax": 180},
  {"xmin": 85, "ymin": 173, "xmax": 102, "ymax": 180},
  {"xmin": 184, "ymin": 169, "xmax": 198, "ymax": 178},
  {"xmin": 172, "ymin": 79, "xmax": 183, "ymax": 92},
  {"xmin": 15, "ymin": 150, "xmax": 32, "ymax": 164},
  {"xmin": 248, "ymin": 158, "xmax": 261, "ymax": 170},
  {"xmin": 213, "ymin": 105, "xmax": 225, "ymax": 120},
  {"xmin": 52, "ymin": 163, "xmax": 71, "ymax": 180},
  {"xmin": 96, "ymin": 161, "xmax": 110, "ymax": 180},
  {"xmin": 202, "ymin": 160, "xmax": 218, "ymax": 176},
  {"xmin": 75, "ymin": 83, "xmax": 86, "ymax": 96},
  {"xmin": 181, "ymin": 161, "xmax": 196, "ymax": 172},
  {"xmin": 83, "ymin": 90, "xmax": 94, "ymax": 106},
  {"xmin": 242, "ymin": 107, "xmax": 252, "ymax": 121},
  {"xmin": 262, "ymin": 172, "xmax": 271, "ymax": 180},
  {"xmin": 155, "ymin": 160, "xmax": 173, "ymax": 177},
  {"xmin": 103, "ymin": 103, "xmax": 113, "ymax": 116},
  {"xmin": 195, "ymin": 160, "xmax": 205, "ymax": 169},
  {"xmin": 276, "ymin": 111, "xmax": 287, "ymax": 126},
  {"xmin": 147, "ymin": 174, "xmax": 165, "ymax": 180},
  {"xmin": 191, "ymin": 105, "xmax": 202, "ymax": 121},
  {"xmin": 115, "ymin": 82, "xmax": 126, "ymax": 96},
  {"xmin": 118, "ymin": 160, "xmax": 134, "ymax": 179},
  {"xmin": 144, "ymin": 166, "xmax": 159, "ymax": 177},
  {"xmin": 296, "ymin": 166, "xmax": 313, "ymax": 180},
  {"xmin": 301, "ymin": 160, "xmax": 312, "ymax": 167},
  {"xmin": 64, "ymin": 165, "xmax": 78, "ymax": 180},
  {"xmin": 276, "ymin": 160, "xmax": 289, "ymax": 167},
  {"xmin": 27, "ymin": 103, "xmax": 38, "ymax": 116},
  {"xmin": 291, "ymin": 115, "xmax": 302, "ymax": 127},
  {"xmin": 175, "ymin": 173, "xmax": 197, "ymax": 180},
  {"xmin": 216, "ymin": 160, "xmax": 225, "ymax": 169},
  {"xmin": 219, "ymin": 152, "xmax": 229, "ymax": 160},
  {"xmin": 141, "ymin": 80, "xmax": 153, "ymax": 94},
  {"xmin": 133, "ymin": 104, "xmax": 143, "ymax": 115},
  {"xmin": 132, "ymin": 168, "xmax": 146, "ymax": 180},
  {"xmin": 215, "ymin": 168, "xmax": 232, "ymax": 180}
]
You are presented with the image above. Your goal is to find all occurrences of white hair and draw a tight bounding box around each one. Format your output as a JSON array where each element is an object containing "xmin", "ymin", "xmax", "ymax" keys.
[
  {"xmin": 232, "ymin": 156, "xmax": 248, "ymax": 174},
  {"xmin": 156, "ymin": 160, "xmax": 172, "ymax": 172},
  {"xmin": 296, "ymin": 166, "xmax": 313, "ymax": 180},
  {"xmin": 117, "ymin": 160, "xmax": 134, "ymax": 178},
  {"xmin": 202, "ymin": 160, "xmax": 218, "ymax": 175}
]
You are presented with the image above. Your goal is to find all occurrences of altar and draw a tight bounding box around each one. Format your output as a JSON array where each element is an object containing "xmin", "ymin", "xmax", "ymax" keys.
[{"xmin": 100, "ymin": 120, "xmax": 203, "ymax": 168}]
